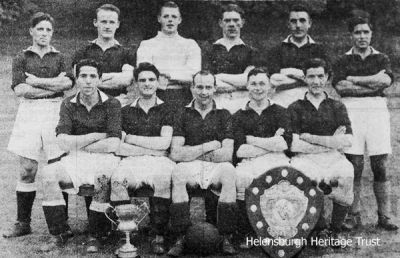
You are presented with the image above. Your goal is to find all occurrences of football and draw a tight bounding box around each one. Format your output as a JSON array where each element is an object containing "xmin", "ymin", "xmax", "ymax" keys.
[{"xmin": 185, "ymin": 222, "xmax": 222, "ymax": 255}]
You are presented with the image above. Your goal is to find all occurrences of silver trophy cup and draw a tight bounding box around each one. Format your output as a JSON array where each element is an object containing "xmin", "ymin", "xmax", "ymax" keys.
[{"xmin": 106, "ymin": 200, "xmax": 149, "ymax": 258}]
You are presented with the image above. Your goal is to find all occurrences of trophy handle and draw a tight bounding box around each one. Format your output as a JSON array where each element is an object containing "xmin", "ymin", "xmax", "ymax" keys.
[{"xmin": 104, "ymin": 205, "xmax": 119, "ymax": 227}]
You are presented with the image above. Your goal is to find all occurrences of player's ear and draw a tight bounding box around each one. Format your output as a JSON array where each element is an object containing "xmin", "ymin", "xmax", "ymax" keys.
[
  {"xmin": 93, "ymin": 19, "xmax": 98, "ymax": 27},
  {"xmin": 29, "ymin": 28, "xmax": 33, "ymax": 37},
  {"xmin": 241, "ymin": 18, "xmax": 245, "ymax": 27},
  {"xmin": 218, "ymin": 19, "xmax": 223, "ymax": 29}
]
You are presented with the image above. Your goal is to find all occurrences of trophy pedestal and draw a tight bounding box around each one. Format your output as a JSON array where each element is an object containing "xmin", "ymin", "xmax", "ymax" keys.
[{"xmin": 116, "ymin": 232, "xmax": 139, "ymax": 258}]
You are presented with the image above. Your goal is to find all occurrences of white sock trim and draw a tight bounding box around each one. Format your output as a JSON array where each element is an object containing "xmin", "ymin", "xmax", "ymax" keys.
[
  {"xmin": 16, "ymin": 182, "xmax": 37, "ymax": 192},
  {"xmin": 89, "ymin": 201, "xmax": 111, "ymax": 213},
  {"xmin": 42, "ymin": 199, "xmax": 66, "ymax": 206}
]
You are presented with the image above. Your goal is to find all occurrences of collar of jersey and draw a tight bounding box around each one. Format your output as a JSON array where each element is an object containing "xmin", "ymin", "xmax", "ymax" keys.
[
  {"xmin": 282, "ymin": 35, "xmax": 316, "ymax": 46},
  {"xmin": 345, "ymin": 46, "xmax": 380, "ymax": 56},
  {"xmin": 214, "ymin": 38, "xmax": 245, "ymax": 48},
  {"xmin": 130, "ymin": 97, "xmax": 164, "ymax": 108},
  {"xmin": 23, "ymin": 46, "xmax": 60, "ymax": 55},
  {"xmin": 186, "ymin": 99, "xmax": 221, "ymax": 110},
  {"xmin": 241, "ymin": 99, "xmax": 274, "ymax": 111},
  {"xmin": 70, "ymin": 89, "xmax": 109, "ymax": 104},
  {"xmin": 90, "ymin": 39, "xmax": 121, "ymax": 48}
]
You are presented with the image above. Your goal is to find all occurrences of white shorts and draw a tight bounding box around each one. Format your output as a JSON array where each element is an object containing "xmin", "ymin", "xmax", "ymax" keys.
[
  {"xmin": 8, "ymin": 98, "xmax": 65, "ymax": 161},
  {"xmin": 113, "ymin": 156, "xmax": 175, "ymax": 198},
  {"xmin": 271, "ymin": 87, "xmax": 308, "ymax": 108},
  {"xmin": 341, "ymin": 97, "xmax": 391, "ymax": 155},
  {"xmin": 59, "ymin": 151, "xmax": 120, "ymax": 193},
  {"xmin": 174, "ymin": 160, "xmax": 234, "ymax": 190},
  {"xmin": 214, "ymin": 91, "xmax": 248, "ymax": 114},
  {"xmin": 290, "ymin": 151, "xmax": 354, "ymax": 206},
  {"xmin": 236, "ymin": 153, "xmax": 290, "ymax": 200}
]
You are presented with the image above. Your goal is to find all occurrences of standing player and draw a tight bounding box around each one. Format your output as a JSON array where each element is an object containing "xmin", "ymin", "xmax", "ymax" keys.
[
  {"xmin": 268, "ymin": 4, "xmax": 328, "ymax": 108},
  {"xmin": 136, "ymin": 1, "xmax": 201, "ymax": 109},
  {"xmin": 289, "ymin": 58, "xmax": 354, "ymax": 236},
  {"xmin": 39, "ymin": 59, "xmax": 121, "ymax": 252},
  {"xmin": 110, "ymin": 63, "xmax": 176, "ymax": 255},
  {"xmin": 168, "ymin": 71, "xmax": 237, "ymax": 256},
  {"xmin": 233, "ymin": 68, "xmax": 292, "ymax": 248},
  {"xmin": 332, "ymin": 16, "xmax": 398, "ymax": 230},
  {"xmin": 4, "ymin": 12, "xmax": 73, "ymax": 238},
  {"xmin": 204, "ymin": 3, "xmax": 258, "ymax": 114},
  {"xmin": 72, "ymin": 4, "xmax": 135, "ymax": 106}
]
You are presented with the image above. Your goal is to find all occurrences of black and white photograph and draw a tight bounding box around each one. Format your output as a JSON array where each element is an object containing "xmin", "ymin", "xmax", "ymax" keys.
[{"xmin": 0, "ymin": 0, "xmax": 399, "ymax": 257}]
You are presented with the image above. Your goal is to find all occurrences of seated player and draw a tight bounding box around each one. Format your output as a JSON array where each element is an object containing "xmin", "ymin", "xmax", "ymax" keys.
[
  {"xmin": 267, "ymin": 4, "xmax": 328, "ymax": 108},
  {"xmin": 332, "ymin": 16, "xmax": 398, "ymax": 230},
  {"xmin": 233, "ymin": 68, "xmax": 291, "ymax": 247},
  {"xmin": 110, "ymin": 63, "xmax": 176, "ymax": 255},
  {"xmin": 204, "ymin": 3, "xmax": 258, "ymax": 113},
  {"xmin": 72, "ymin": 4, "xmax": 135, "ymax": 106},
  {"xmin": 4, "ymin": 12, "xmax": 73, "ymax": 238},
  {"xmin": 168, "ymin": 70, "xmax": 237, "ymax": 256},
  {"xmin": 40, "ymin": 59, "xmax": 121, "ymax": 253},
  {"xmin": 136, "ymin": 1, "xmax": 201, "ymax": 109},
  {"xmin": 288, "ymin": 58, "xmax": 354, "ymax": 236}
]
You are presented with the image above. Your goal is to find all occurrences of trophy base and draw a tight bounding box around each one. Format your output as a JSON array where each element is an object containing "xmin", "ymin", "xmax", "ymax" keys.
[{"xmin": 116, "ymin": 243, "xmax": 138, "ymax": 258}]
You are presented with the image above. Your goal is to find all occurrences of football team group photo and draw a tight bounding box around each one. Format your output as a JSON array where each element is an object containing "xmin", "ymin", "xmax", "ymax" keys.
[{"xmin": 0, "ymin": 0, "xmax": 399, "ymax": 257}]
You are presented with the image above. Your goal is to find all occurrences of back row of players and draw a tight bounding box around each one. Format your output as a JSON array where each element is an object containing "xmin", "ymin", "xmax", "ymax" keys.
[{"xmin": 4, "ymin": 1, "xmax": 397, "ymax": 256}]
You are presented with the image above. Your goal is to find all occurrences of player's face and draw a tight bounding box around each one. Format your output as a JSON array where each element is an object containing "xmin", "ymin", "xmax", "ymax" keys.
[
  {"xmin": 76, "ymin": 66, "xmax": 101, "ymax": 97},
  {"xmin": 305, "ymin": 67, "xmax": 328, "ymax": 96},
  {"xmin": 288, "ymin": 11, "xmax": 311, "ymax": 41},
  {"xmin": 137, "ymin": 71, "xmax": 158, "ymax": 98},
  {"xmin": 351, "ymin": 23, "xmax": 372, "ymax": 50},
  {"xmin": 158, "ymin": 7, "xmax": 181, "ymax": 35},
  {"xmin": 94, "ymin": 9, "xmax": 120, "ymax": 40},
  {"xmin": 30, "ymin": 20, "xmax": 53, "ymax": 47},
  {"xmin": 192, "ymin": 74, "xmax": 216, "ymax": 106},
  {"xmin": 247, "ymin": 73, "xmax": 272, "ymax": 101},
  {"xmin": 219, "ymin": 11, "xmax": 244, "ymax": 39}
]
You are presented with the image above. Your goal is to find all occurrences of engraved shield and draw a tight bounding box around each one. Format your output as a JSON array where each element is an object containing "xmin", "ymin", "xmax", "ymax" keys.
[{"xmin": 246, "ymin": 166, "xmax": 323, "ymax": 258}]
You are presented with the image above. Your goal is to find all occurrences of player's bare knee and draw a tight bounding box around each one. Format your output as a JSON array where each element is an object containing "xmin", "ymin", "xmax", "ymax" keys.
[{"xmin": 19, "ymin": 157, "xmax": 38, "ymax": 182}]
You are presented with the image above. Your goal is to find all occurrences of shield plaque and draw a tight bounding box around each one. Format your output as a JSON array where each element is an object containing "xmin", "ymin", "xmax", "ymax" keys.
[{"xmin": 245, "ymin": 166, "xmax": 323, "ymax": 258}]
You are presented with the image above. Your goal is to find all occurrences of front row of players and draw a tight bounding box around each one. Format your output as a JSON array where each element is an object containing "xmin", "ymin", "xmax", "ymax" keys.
[{"xmin": 35, "ymin": 58, "xmax": 387, "ymax": 256}]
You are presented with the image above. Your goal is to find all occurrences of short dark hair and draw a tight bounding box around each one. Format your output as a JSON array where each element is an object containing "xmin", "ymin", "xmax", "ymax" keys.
[
  {"xmin": 247, "ymin": 67, "xmax": 269, "ymax": 81},
  {"xmin": 303, "ymin": 58, "xmax": 330, "ymax": 76},
  {"xmin": 96, "ymin": 4, "xmax": 120, "ymax": 19},
  {"xmin": 347, "ymin": 16, "xmax": 372, "ymax": 32},
  {"xmin": 158, "ymin": 1, "xmax": 180, "ymax": 16},
  {"xmin": 30, "ymin": 12, "xmax": 54, "ymax": 28},
  {"xmin": 134, "ymin": 62, "xmax": 160, "ymax": 81},
  {"xmin": 75, "ymin": 59, "xmax": 102, "ymax": 78},
  {"xmin": 220, "ymin": 3, "xmax": 245, "ymax": 20},
  {"xmin": 289, "ymin": 4, "xmax": 311, "ymax": 19},
  {"xmin": 192, "ymin": 70, "xmax": 216, "ymax": 87}
]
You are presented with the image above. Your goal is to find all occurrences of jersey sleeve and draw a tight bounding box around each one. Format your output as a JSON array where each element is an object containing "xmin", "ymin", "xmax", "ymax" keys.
[
  {"xmin": 221, "ymin": 110, "xmax": 234, "ymax": 141},
  {"xmin": 266, "ymin": 44, "xmax": 282, "ymax": 75},
  {"xmin": 106, "ymin": 99, "xmax": 122, "ymax": 139},
  {"xmin": 56, "ymin": 100, "xmax": 74, "ymax": 136},
  {"xmin": 11, "ymin": 54, "xmax": 26, "ymax": 90},
  {"xmin": 334, "ymin": 102, "xmax": 353, "ymax": 135},
  {"xmin": 172, "ymin": 109, "xmax": 185, "ymax": 137},
  {"xmin": 276, "ymin": 107, "xmax": 293, "ymax": 148},
  {"xmin": 332, "ymin": 55, "xmax": 347, "ymax": 87},
  {"xmin": 287, "ymin": 103, "xmax": 302, "ymax": 135}
]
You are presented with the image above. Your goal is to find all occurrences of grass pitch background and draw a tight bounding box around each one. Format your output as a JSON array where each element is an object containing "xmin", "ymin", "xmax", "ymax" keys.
[{"xmin": 0, "ymin": 0, "xmax": 400, "ymax": 257}]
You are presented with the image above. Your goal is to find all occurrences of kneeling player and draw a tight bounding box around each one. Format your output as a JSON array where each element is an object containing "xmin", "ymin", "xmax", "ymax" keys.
[
  {"xmin": 110, "ymin": 63, "xmax": 176, "ymax": 255},
  {"xmin": 233, "ymin": 68, "xmax": 291, "ymax": 247},
  {"xmin": 288, "ymin": 58, "xmax": 354, "ymax": 236},
  {"xmin": 40, "ymin": 59, "xmax": 121, "ymax": 252},
  {"xmin": 168, "ymin": 70, "xmax": 237, "ymax": 256}
]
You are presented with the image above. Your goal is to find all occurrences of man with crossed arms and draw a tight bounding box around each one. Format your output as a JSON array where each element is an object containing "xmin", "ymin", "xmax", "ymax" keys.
[
  {"xmin": 168, "ymin": 70, "xmax": 237, "ymax": 256},
  {"xmin": 233, "ymin": 67, "xmax": 292, "ymax": 248},
  {"xmin": 111, "ymin": 62, "xmax": 176, "ymax": 255},
  {"xmin": 40, "ymin": 59, "xmax": 121, "ymax": 253},
  {"xmin": 289, "ymin": 58, "xmax": 354, "ymax": 236}
]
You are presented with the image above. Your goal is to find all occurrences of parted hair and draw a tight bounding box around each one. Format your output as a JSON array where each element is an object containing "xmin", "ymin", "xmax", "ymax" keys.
[
  {"xmin": 192, "ymin": 70, "xmax": 216, "ymax": 86},
  {"xmin": 303, "ymin": 58, "xmax": 330, "ymax": 76},
  {"xmin": 158, "ymin": 1, "xmax": 181, "ymax": 16},
  {"xmin": 220, "ymin": 3, "xmax": 245, "ymax": 19},
  {"xmin": 134, "ymin": 62, "xmax": 160, "ymax": 81},
  {"xmin": 96, "ymin": 4, "xmax": 120, "ymax": 18},
  {"xmin": 75, "ymin": 59, "xmax": 102, "ymax": 78},
  {"xmin": 30, "ymin": 12, "xmax": 54, "ymax": 28},
  {"xmin": 289, "ymin": 4, "xmax": 311, "ymax": 17},
  {"xmin": 347, "ymin": 15, "xmax": 372, "ymax": 32},
  {"xmin": 247, "ymin": 67, "xmax": 270, "ymax": 80}
]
